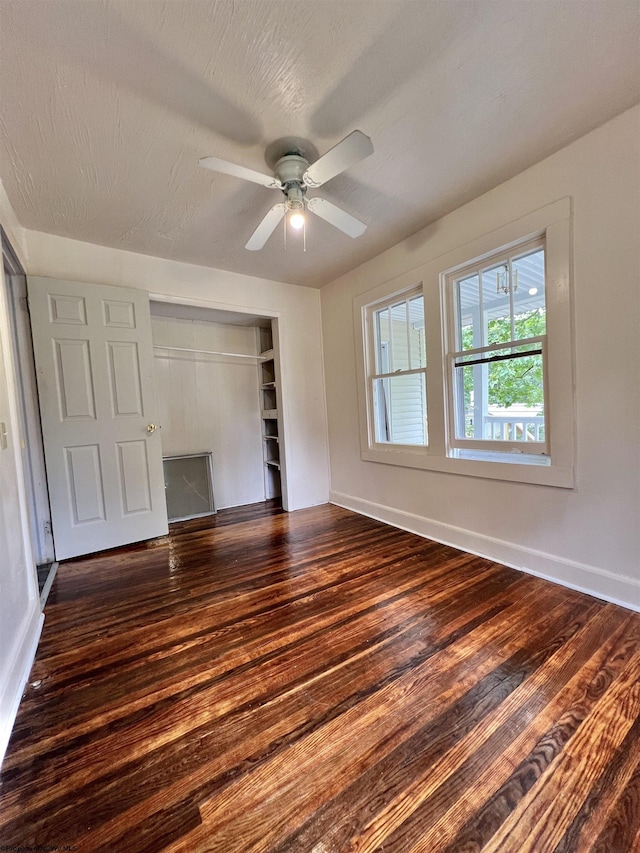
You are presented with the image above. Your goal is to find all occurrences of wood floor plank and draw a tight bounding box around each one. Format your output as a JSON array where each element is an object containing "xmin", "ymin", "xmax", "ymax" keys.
[
  {"xmin": 1, "ymin": 569, "xmax": 517, "ymax": 839},
  {"xmin": 370, "ymin": 606, "xmax": 640, "ymax": 853},
  {"xmin": 0, "ymin": 502, "xmax": 639, "ymax": 852},
  {"xmin": 1, "ymin": 551, "xmax": 501, "ymax": 797},
  {"xmin": 304, "ymin": 600, "xmax": 609, "ymax": 853},
  {"xmin": 552, "ymin": 714, "xmax": 640, "ymax": 853},
  {"xmin": 82, "ymin": 582, "xmax": 556, "ymax": 853},
  {"xmin": 275, "ymin": 605, "xmax": 634, "ymax": 853},
  {"xmin": 171, "ymin": 597, "xmax": 591, "ymax": 852},
  {"xmin": 479, "ymin": 650, "xmax": 640, "ymax": 853},
  {"xmin": 5, "ymin": 538, "xmax": 465, "ymax": 768},
  {"xmin": 71, "ymin": 575, "xmax": 526, "ymax": 852},
  {"xmin": 590, "ymin": 766, "xmax": 640, "ymax": 853}
]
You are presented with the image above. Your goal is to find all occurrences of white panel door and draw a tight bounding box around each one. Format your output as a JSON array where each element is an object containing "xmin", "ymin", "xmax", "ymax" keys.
[{"xmin": 28, "ymin": 276, "xmax": 168, "ymax": 560}]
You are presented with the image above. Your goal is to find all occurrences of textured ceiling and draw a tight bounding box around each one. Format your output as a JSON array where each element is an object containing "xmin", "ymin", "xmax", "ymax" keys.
[{"xmin": 0, "ymin": 0, "xmax": 638, "ymax": 288}]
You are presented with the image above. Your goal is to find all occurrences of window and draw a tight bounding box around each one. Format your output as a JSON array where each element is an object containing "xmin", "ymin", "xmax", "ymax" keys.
[
  {"xmin": 368, "ymin": 289, "xmax": 427, "ymax": 446},
  {"xmin": 354, "ymin": 197, "xmax": 574, "ymax": 487},
  {"xmin": 446, "ymin": 240, "xmax": 548, "ymax": 457}
]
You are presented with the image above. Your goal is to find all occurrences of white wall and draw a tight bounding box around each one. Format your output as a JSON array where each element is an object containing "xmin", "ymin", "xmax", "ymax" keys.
[
  {"xmin": 151, "ymin": 315, "xmax": 264, "ymax": 509},
  {"xmin": 20, "ymin": 232, "xmax": 330, "ymax": 512},
  {"xmin": 0, "ymin": 180, "xmax": 28, "ymax": 263},
  {"xmin": 321, "ymin": 106, "xmax": 640, "ymax": 610},
  {"xmin": 0, "ymin": 192, "xmax": 43, "ymax": 766}
]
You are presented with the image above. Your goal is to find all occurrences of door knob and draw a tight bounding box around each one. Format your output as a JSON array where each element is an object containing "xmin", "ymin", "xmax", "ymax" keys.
[{"xmin": 146, "ymin": 423, "xmax": 158, "ymax": 433}]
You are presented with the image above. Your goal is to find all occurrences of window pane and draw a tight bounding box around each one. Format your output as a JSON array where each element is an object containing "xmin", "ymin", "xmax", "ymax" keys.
[
  {"xmin": 455, "ymin": 273, "xmax": 480, "ymax": 350},
  {"xmin": 375, "ymin": 295, "xmax": 425, "ymax": 374},
  {"xmin": 482, "ymin": 262, "xmax": 513, "ymax": 346},
  {"xmin": 454, "ymin": 248, "xmax": 546, "ymax": 356},
  {"xmin": 512, "ymin": 248, "xmax": 546, "ymax": 338},
  {"xmin": 389, "ymin": 301, "xmax": 410, "ymax": 371},
  {"xmin": 373, "ymin": 373, "xmax": 427, "ymax": 445},
  {"xmin": 374, "ymin": 307, "xmax": 390, "ymax": 374},
  {"xmin": 454, "ymin": 351, "xmax": 545, "ymax": 442}
]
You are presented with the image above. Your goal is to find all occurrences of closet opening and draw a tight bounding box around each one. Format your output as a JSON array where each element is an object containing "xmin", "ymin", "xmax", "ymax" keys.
[{"xmin": 149, "ymin": 300, "xmax": 288, "ymax": 518}]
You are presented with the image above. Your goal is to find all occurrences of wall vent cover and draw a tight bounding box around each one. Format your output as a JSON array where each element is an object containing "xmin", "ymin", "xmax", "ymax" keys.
[{"xmin": 163, "ymin": 453, "xmax": 216, "ymax": 522}]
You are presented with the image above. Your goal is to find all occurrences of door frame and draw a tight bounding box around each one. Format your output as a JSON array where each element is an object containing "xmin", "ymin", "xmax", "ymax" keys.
[{"xmin": 1, "ymin": 228, "xmax": 54, "ymax": 569}]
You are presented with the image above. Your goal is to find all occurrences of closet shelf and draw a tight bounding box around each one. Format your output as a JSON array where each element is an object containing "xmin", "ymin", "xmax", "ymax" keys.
[
  {"xmin": 259, "ymin": 325, "xmax": 281, "ymax": 501},
  {"xmin": 154, "ymin": 345, "xmax": 266, "ymax": 361}
]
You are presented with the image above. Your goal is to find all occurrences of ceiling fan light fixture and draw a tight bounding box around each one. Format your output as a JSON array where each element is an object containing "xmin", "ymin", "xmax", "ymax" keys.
[
  {"xmin": 286, "ymin": 186, "xmax": 306, "ymax": 231},
  {"xmin": 289, "ymin": 211, "xmax": 305, "ymax": 230}
]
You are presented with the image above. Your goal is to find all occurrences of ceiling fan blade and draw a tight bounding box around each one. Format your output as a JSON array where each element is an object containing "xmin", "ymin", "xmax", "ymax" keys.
[
  {"xmin": 245, "ymin": 203, "xmax": 286, "ymax": 250},
  {"xmin": 307, "ymin": 197, "xmax": 367, "ymax": 238},
  {"xmin": 199, "ymin": 156, "xmax": 282, "ymax": 189},
  {"xmin": 302, "ymin": 130, "xmax": 373, "ymax": 188}
]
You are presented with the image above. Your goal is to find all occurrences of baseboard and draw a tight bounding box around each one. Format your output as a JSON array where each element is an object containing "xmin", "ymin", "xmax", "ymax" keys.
[
  {"xmin": 0, "ymin": 602, "xmax": 44, "ymax": 767},
  {"xmin": 330, "ymin": 491, "xmax": 640, "ymax": 613},
  {"xmin": 39, "ymin": 560, "xmax": 58, "ymax": 609}
]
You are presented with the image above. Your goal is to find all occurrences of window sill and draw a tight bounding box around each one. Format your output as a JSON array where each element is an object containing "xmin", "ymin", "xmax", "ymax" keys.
[
  {"xmin": 361, "ymin": 445, "xmax": 572, "ymax": 488},
  {"xmin": 451, "ymin": 448, "xmax": 550, "ymax": 466}
]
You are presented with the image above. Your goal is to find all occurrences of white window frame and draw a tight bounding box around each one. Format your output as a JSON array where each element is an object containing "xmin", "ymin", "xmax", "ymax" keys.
[
  {"xmin": 445, "ymin": 238, "xmax": 549, "ymax": 457},
  {"xmin": 353, "ymin": 197, "xmax": 574, "ymax": 488},
  {"xmin": 366, "ymin": 286, "xmax": 427, "ymax": 448}
]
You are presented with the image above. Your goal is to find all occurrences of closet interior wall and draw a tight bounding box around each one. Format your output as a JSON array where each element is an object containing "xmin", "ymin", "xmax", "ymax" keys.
[{"xmin": 150, "ymin": 307, "xmax": 268, "ymax": 510}]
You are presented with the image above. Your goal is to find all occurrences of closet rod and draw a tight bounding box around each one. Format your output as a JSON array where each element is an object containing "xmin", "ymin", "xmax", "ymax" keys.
[{"xmin": 153, "ymin": 345, "xmax": 266, "ymax": 361}]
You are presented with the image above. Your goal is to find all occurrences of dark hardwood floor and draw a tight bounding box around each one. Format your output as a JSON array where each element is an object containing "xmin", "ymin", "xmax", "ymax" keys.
[{"xmin": 1, "ymin": 501, "xmax": 640, "ymax": 852}]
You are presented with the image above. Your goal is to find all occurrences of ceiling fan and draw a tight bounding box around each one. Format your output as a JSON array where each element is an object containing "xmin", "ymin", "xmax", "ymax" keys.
[{"xmin": 199, "ymin": 130, "xmax": 374, "ymax": 251}]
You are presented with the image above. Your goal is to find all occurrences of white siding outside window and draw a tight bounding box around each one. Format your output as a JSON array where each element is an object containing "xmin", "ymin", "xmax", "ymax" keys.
[{"xmin": 368, "ymin": 290, "xmax": 427, "ymax": 447}]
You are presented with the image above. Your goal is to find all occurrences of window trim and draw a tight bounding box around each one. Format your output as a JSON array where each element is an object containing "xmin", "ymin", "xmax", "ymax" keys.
[{"xmin": 353, "ymin": 197, "xmax": 574, "ymax": 488}]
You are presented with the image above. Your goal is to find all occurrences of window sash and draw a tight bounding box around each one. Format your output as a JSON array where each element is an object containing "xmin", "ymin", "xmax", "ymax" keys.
[
  {"xmin": 450, "ymin": 335, "xmax": 545, "ymax": 364},
  {"xmin": 371, "ymin": 366, "xmax": 426, "ymax": 381},
  {"xmin": 371, "ymin": 371, "xmax": 428, "ymax": 446},
  {"xmin": 452, "ymin": 239, "xmax": 546, "ymax": 352},
  {"xmin": 447, "ymin": 336, "xmax": 548, "ymax": 454}
]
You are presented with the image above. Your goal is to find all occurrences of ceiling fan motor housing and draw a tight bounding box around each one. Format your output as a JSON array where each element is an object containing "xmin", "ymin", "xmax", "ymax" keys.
[
  {"xmin": 275, "ymin": 154, "xmax": 309, "ymax": 209},
  {"xmin": 274, "ymin": 153, "xmax": 308, "ymax": 184}
]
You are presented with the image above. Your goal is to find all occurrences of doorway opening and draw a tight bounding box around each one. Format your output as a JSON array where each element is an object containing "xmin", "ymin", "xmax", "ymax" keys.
[{"xmin": 1, "ymin": 231, "xmax": 56, "ymax": 604}]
